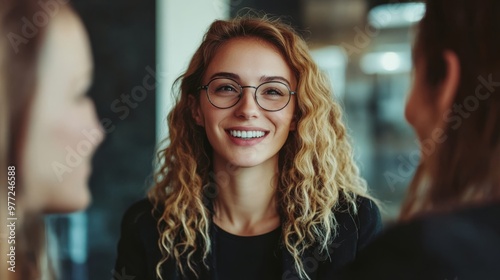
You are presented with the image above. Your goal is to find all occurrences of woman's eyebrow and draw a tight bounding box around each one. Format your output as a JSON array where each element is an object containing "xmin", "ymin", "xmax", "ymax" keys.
[
  {"xmin": 209, "ymin": 72, "xmax": 240, "ymax": 80},
  {"xmin": 208, "ymin": 72, "xmax": 292, "ymax": 86},
  {"xmin": 260, "ymin": 75, "xmax": 292, "ymax": 86}
]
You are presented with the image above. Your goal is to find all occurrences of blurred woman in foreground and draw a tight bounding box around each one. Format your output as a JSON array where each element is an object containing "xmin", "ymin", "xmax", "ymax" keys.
[
  {"xmin": 341, "ymin": 0, "xmax": 500, "ymax": 279},
  {"xmin": 0, "ymin": 0, "xmax": 103, "ymax": 279}
]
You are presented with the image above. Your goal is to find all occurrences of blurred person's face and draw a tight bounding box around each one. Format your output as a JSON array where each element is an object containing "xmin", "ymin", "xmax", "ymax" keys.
[
  {"xmin": 22, "ymin": 9, "xmax": 103, "ymax": 213},
  {"xmin": 406, "ymin": 50, "xmax": 459, "ymax": 157},
  {"xmin": 405, "ymin": 57, "xmax": 440, "ymax": 144},
  {"xmin": 193, "ymin": 37, "xmax": 296, "ymax": 169}
]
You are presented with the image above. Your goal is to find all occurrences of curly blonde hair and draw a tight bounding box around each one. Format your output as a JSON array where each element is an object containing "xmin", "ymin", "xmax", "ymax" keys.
[{"xmin": 149, "ymin": 16, "xmax": 372, "ymax": 279}]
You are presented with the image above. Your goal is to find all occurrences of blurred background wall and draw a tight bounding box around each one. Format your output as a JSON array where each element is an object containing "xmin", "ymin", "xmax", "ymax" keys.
[{"xmin": 48, "ymin": 0, "xmax": 423, "ymax": 279}]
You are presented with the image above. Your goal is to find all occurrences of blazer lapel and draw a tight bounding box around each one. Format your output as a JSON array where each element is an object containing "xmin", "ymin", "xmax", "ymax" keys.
[{"xmin": 280, "ymin": 243, "xmax": 318, "ymax": 280}]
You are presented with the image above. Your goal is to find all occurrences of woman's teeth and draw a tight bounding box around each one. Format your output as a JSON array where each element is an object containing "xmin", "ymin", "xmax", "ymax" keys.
[{"xmin": 229, "ymin": 130, "xmax": 265, "ymax": 139}]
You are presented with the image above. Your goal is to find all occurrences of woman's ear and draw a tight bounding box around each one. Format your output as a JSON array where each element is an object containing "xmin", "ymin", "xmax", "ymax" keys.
[
  {"xmin": 189, "ymin": 95, "xmax": 204, "ymax": 127},
  {"xmin": 437, "ymin": 50, "xmax": 460, "ymax": 114}
]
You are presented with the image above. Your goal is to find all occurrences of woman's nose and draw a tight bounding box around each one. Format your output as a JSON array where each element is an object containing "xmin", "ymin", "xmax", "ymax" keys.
[{"xmin": 234, "ymin": 87, "xmax": 260, "ymax": 119}]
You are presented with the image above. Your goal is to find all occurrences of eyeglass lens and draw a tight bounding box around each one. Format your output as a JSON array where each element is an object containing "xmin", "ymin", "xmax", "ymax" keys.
[{"xmin": 206, "ymin": 78, "xmax": 291, "ymax": 111}]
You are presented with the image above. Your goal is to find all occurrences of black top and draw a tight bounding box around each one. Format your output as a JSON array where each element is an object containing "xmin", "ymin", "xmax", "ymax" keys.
[
  {"xmin": 114, "ymin": 196, "xmax": 382, "ymax": 280},
  {"xmin": 215, "ymin": 224, "xmax": 281, "ymax": 280},
  {"xmin": 339, "ymin": 202, "xmax": 500, "ymax": 280}
]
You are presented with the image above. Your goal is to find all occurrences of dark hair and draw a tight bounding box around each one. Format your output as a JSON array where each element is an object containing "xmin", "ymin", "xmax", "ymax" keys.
[{"xmin": 401, "ymin": 0, "xmax": 500, "ymax": 220}]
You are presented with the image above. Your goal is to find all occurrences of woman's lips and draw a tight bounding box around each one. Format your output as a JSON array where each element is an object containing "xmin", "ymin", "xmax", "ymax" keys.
[
  {"xmin": 228, "ymin": 129, "xmax": 266, "ymax": 139},
  {"xmin": 225, "ymin": 128, "xmax": 269, "ymax": 145}
]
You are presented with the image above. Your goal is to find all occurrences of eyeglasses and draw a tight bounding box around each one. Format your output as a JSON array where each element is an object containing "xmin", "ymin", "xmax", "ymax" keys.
[{"xmin": 198, "ymin": 78, "xmax": 296, "ymax": 112}]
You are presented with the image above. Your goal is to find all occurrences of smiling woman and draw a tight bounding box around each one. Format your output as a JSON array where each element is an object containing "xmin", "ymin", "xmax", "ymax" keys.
[
  {"xmin": 115, "ymin": 16, "xmax": 382, "ymax": 280},
  {"xmin": 193, "ymin": 37, "xmax": 297, "ymax": 169}
]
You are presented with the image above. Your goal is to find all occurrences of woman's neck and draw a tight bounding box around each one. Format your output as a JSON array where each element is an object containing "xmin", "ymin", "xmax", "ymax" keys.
[{"xmin": 211, "ymin": 156, "xmax": 281, "ymax": 236}]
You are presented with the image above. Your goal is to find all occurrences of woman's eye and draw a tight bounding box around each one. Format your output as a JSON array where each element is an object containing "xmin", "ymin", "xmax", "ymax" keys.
[
  {"xmin": 216, "ymin": 85, "xmax": 237, "ymax": 92},
  {"xmin": 264, "ymin": 89, "xmax": 283, "ymax": 96}
]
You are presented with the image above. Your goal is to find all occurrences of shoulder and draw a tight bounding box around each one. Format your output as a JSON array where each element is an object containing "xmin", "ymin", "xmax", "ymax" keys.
[
  {"xmin": 334, "ymin": 195, "xmax": 381, "ymax": 218},
  {"xmin": 416, "ymin": 202, "xmax": 500, "ymax": 262},
  {"xmin": 334, "ymin": 195, "xmax": 383, "ymax": 241},
  {"xmin": 328, "ymin": 195, "xmax": 382, "ymax": 259},
  {"xmin": 115, "ymin": 198, "xmax": 164, "ymax": 279},
  {"xmin": 119, "ymin": 198, "xmax": 160, "ymax": 240},
  {"xmin": 121, "ymin": 198, "xmax": 156, "ymax": 226},
  {"xmin": 422, "ymin": 201, "xmax": 500, "ymax": 230},
  {"xmin": 354, "ymin": 196, "xmax": 381, "ymax": 228},
  {"xmin": 303, "ymin": 196, "xmax": 382, "ymax": 277},
  {"xmin": 340, "ymin": 202, "xmax": 500, "ymax": 279},
  {"xmin": 392, "ymin": 202, "xmax": 500, "ymax": 248}
]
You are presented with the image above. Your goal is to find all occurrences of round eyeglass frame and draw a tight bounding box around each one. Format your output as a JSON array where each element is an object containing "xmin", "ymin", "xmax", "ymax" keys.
[{"xmin": 197, "ymin": 77, "xmax": 296, "ymax": 112}]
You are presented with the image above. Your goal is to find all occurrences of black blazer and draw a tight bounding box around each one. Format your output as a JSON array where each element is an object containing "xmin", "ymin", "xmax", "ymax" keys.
[
  {"xmin": 114, "ymin": 196, "xmax": 382, "ymax": 280},
  {"xmin": 339, "ymin": 202, "xmax": 500, "ymax": 280}
]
